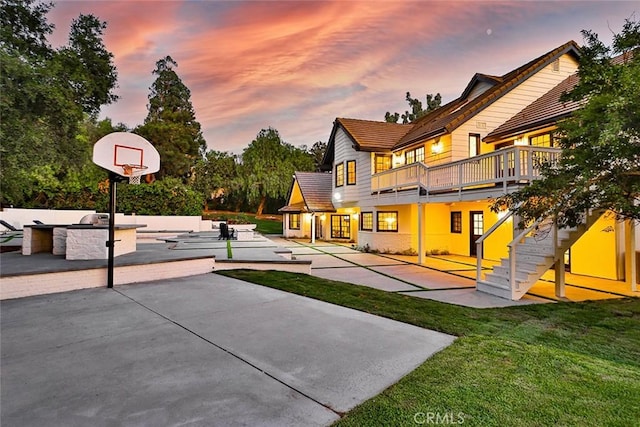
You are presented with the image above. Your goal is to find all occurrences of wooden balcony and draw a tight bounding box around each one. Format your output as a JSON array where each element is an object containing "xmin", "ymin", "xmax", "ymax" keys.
[{"xmin": 371, "ymin": 146, "xmax": 561, "ymax": 202}]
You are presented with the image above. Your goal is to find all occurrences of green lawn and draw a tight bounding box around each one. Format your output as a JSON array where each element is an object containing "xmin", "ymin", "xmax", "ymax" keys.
[{"xmin": 217, "ymin": 269, "xmax": 640, "ymax": 426}]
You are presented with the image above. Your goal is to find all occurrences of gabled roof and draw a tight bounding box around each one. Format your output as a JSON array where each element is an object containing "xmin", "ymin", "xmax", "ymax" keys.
[
  {"xmin": 397, "ymin": 40, "xmax": 581, "ymax": 148},
  {"xmin": 483, "ymin": 74, "xmax": 581, "ymax": 143},
  {"xmin": 459, "ymin": 73, "xmax": 503, "ymax": 99},
  {"xmin": 279, "ymin": 172, "xmax": 335, "ymax": 213},
  {"xmin": 321, "ymin": 118, "xmax": 413, "ymax": 168}
]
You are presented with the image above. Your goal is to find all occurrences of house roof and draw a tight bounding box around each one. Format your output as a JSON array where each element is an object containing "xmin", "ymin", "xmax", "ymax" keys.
[
  {"xmin": 483, "ymin": 73, "xmax": 582, "ymax": 143},
  {"xmin": 396, "ymin": 40, "xmax": 581, "ymax": 148},
  {"xmin": 279, "ymin": 172, "xmax": 335, "ymax": 213},
  {"xmin": 321, "ymin": 118, "xmax": 413, "ymax": 169}
]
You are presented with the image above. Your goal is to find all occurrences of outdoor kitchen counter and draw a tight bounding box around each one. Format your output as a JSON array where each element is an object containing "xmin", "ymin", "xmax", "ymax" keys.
[{"xmin": 23, "ymin": 224, "xmax": 145, "ymax": 260}]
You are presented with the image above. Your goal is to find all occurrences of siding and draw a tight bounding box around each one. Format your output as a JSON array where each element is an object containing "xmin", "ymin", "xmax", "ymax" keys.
[
  {"xmin": 333, "ymin": 128, "xmax": 373, "ymax": 207},
  {"xmin": 449, "ymin": 53, "xmax": 579, "ymax": 161}
]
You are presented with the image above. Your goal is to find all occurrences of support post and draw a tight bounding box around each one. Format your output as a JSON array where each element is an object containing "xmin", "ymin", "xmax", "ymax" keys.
[
  {"xmin": 625, "ymin": 219, "xmax": 637, "ymax": 292},
  {"xmin": 310, "ymin": 213, "xmax": 316, "ymax": 245},
  {"xmin": 417, "ymin": 202, "xmax": 424, "ymax": 265},
  {"xmin": 554, "ymin": 260, "xmax": 565, "ymax": 298},
  {"xmin": 107, "ymin": 173, "xmax": 117, "ymax": 288}
]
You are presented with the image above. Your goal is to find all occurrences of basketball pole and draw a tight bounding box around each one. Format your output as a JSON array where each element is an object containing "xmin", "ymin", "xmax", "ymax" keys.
[{"xmin": 107, "ymin": 172, "xmax": 117, "ymax": 288}]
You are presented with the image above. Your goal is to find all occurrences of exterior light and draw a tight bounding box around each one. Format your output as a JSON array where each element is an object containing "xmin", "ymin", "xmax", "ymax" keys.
[
  {"xmin": 333, "ymin": 192, "xmax": 342, "ymax": 202},
  {"xmin": 320, "ymin": 214, "xmax": 326, "ymax": 221},
  {"xmin": 352, "ymin": 213, "xmax": 359, "ymax": 220},
  {"xmin": 431, "ymin": 141, "xmax": 443, "ymax": 154}
]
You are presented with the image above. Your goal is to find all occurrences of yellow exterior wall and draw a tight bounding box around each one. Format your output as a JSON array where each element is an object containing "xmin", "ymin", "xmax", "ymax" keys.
[
  {"xmin": 290, "ymin": 182, "xmax": 304, "ymax": 205},
  {"xmin": 570, "ymin": 214, "xmax": 620, "ymax": 280},
  {"xmin": 423, "ymin": 204, "xmax": 451, "ymax": 253},
  {"xmin": 423, "ymin": 202, "xmax": 511, "ymax": 259}
]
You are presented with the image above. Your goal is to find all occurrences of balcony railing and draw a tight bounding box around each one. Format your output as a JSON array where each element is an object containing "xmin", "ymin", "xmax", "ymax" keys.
[{"xmin": 371, "ymin": 146, "xmax": 561, "ymax": 198}]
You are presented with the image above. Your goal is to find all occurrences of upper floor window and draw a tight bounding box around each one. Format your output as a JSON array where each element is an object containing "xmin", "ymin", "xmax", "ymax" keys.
[
  {"xmin": 346, "ymin": 160, "xmax": 356, "ymax": 185},
  {"xmin": 469, "ymin": 133, "xmax": 481, "ymax": 157},
  {"xmin": 377, "ymin": 211, "xmax": 398, "ymax": 232},
  {"xmin": 335, "ymin": 162, "xmax": 344, "ymax": 187},
  {"xmin": 404, "ymin": 146, "xmax": 425, "ymax": 165},
  {"xmin": 530, "ymin": 133, "xmax": 558, "ymax": 147},
  {"xmin": 360, "ymin": 212, "xmax": 373, "ymax": 231},
  {"xmin": 374, "ymin": 154, "xmax": 392, "ymax": 173},
  {"xmin": 406, "ymin": 150, "xmax": 415, "ymax": 164}
]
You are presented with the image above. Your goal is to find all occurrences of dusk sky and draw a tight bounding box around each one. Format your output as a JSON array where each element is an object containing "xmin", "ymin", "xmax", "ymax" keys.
[{"xmin": 48, "ymin": 1, "xmax": 637, "ymax": 154}]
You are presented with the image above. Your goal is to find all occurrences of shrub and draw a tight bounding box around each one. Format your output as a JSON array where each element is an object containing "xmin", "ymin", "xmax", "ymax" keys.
[{"xmin": 104, "ymin": 177, "xmax": 202, "ymax": 216}]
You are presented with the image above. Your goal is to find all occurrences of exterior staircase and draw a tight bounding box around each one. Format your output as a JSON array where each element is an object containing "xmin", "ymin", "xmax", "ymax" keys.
[{"xmin": 477, "ymin": 210, "xmax": 603, "ymax": 300}]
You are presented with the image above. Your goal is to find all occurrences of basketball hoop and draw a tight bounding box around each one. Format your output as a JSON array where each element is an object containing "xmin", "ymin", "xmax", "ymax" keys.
[{"xmin": 122, "ymin": 164, "xmax": 148, "ymax": 185}]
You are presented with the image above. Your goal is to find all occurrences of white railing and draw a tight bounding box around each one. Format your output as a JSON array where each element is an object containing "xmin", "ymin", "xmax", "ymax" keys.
[
  {"xmin": 371, "ymin": 146, "xmax": 560, "ymax": 197},
  {"xmin": 475, "ymin": 208, "xmax": 517, "ymax": 282}
]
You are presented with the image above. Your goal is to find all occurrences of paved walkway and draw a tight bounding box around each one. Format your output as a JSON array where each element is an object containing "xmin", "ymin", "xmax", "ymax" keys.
[
  {"xmin": 1, "ymin": 274, "xmax": 454, "ymax": 427},
  {"xmin": 269, "ymin": 237, "xmax": 635, "ymax": 307}
]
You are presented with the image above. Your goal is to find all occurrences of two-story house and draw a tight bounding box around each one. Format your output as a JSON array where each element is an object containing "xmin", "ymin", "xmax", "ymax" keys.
[{"xmin": 280, "ymin": 40, "xmax": 634, "ymax": 300}]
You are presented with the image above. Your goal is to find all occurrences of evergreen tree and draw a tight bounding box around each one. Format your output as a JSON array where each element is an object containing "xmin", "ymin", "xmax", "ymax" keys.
[{"xmin": 135, "ymin": 56, "xmax": 206, "ymax": 180}]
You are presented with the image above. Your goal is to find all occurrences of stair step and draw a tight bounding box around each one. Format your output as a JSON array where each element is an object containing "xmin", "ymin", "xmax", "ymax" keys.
[
  {"xmin": 516, "ymin": 243, "xmax": 556, "ymax": 256},
  {"xmin": 493, "ymin": 266, "xmax": 537, "ymax": 281},
  {"xmin": 483, "ymin": 272, "xmax": 527, "ymax": 289},
  {"xmin": 499, "ymin": 258, "xmax": 547, "ymax": 273},
  {"xmin": 477, "ymin": 280, "xmax": 513, "ymax": 300}
]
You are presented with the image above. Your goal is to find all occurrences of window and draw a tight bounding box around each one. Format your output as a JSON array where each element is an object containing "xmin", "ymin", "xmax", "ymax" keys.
[
  {"xmin": 331, "ymin": 215, "xmax": 351, "ymax": 238},
  {"xmin": 377, "ymin": 211, "xmax": 398, "ymax": 232},
  {"xmin": 405, "ymin": 146, "xmax": 425, "ymax": 164},
  {"xmin": 346, "ymin": 160, "xmax": 356, "ymax": 185},
  {"xmin": 360, "ymin": 212, "xmax": 373, "ymax": 231},
  {"xmin": 529, "ymin": 132, "xmax": 558, "ymax": 147},
  {"xmin": 374, "ymin": 154, "xmax": 392, "ymax": 173},
  {"xmin": 335, "ymin": 162, "xmax": 344, "ymax": 187},
  {"xmin": 289, "ymin": 213, "xmax": 300, "ymax": 230},
  {"xmin": 469, "ymin": 133, "xmax": 481, "ymax": 157},
  {"xmin": 405, "ymin": 150, "xmax": 415, "ymax": 164},
  {"xmin": 450, "ymin": 211, "xmax": 462, "ymax": 233}
]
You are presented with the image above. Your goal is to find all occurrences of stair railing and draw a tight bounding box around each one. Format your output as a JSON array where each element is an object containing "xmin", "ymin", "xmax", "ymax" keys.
[
  {"xmin": 475, "ymin": 209, "xmax": 515, "ymax": 282},
  {"xmin": 507, "ymin": 216, "xmax": 553, "ymax": 292}
]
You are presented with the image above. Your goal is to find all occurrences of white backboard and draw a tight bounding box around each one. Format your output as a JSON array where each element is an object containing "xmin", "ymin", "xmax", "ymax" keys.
[{"xmin": 93, "ymin": 132, "xmax": 160, "ymax": 177}]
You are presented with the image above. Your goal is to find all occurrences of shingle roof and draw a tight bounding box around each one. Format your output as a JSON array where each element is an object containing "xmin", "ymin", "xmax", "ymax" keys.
[
  {"xmin": 397, "ymin": 40, "xmax": 581, "ymax": 148},
  {"xmin": 280, "ymin": 172, "xmax": 335, "ymax": 213},
  {"xmin": 484, "ymin": 74, "xmax": 581, "ymax": 142},
  {"xmin": 336, "ymin": 118, "xmax": 413, "ymax": 151}
]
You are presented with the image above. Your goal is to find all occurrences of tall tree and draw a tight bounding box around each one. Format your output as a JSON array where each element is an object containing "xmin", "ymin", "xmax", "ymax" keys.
[
  {"xmin": 385, "ymin": 92, "xmax": 441, "ymax": 123},
  {"xmin": 59, "ymin": 14, "xmax": 118, "ymax": 116},
  {"xmin": 193, "ymin": 150, "xmax": 240, "ymax": 210},
  {"xmin": 494, "ymin": 19, "xmax": 640, "ymax": 227},
  {"xmin": 308, "ymin": 141, "xmax": 327, "ymax": 172},
  {"xmin": 135, "ymin": 56, "xmax": 206, "ymax": 180},
  {"xmin": 241, "ymin": 128, "xmax": 314, "ymax": 215},
  {"xmin": 0, "ymin": 0, "xmax": 118, "ymax": 206}
]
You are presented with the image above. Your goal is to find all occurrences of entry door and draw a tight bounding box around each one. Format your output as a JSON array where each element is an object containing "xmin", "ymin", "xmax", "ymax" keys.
[{"xmin": 470, "ymin": 211, "xmax": 484, "ymax": 256}]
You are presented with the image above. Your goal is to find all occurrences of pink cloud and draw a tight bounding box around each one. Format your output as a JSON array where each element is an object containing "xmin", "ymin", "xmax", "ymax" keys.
[{"xmin": 45, "ymin": 1, "xmax": 638, "ymax": 152}]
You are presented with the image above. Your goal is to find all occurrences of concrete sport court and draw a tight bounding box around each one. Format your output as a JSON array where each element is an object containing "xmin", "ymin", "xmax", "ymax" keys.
[{"xmin": 1, "ymin": 272, "xmax": 455, "ymax": 426}]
